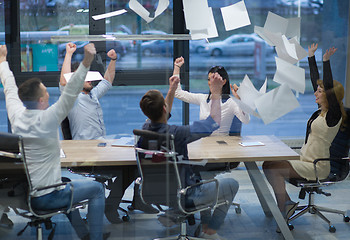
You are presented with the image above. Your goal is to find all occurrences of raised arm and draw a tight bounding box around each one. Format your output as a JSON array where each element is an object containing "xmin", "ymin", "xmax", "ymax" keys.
[
  {"xmin": 173, "ymin": 56, "xmax": 184, "ymax": 76},
  {"xmin": 0, "ymin": 45, "xmax": 25, "ymax": 123},
  {"xmin": 104, "ymin": 49, "xmax": 117, "ymax": 84},
  {"xmin": 60, "ymin": 42, "xmax": 77, "ymax": 86},
  {"xmin": 209, "ymin": 72, "xmax": 225, "ymax": 125},
  {"xmin": 322, "ymin": 47, "xmax": 341, "ymax": 127},
  {"xmin": 165, "ymin": 75, "xmax": 180, "ymax": 116},
  {"xmin": 308, "ymin": 43, "xmax": 319, "ymax": 92}
]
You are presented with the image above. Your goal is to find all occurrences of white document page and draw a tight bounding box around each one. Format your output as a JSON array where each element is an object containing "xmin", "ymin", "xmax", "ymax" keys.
[
  {"xmin": 92, "ymin": 9, "xmax": 127, "ymax": 20},
  {"xmin": 259, "ymin": 77, "xmax": 268, "ymax": 94},
  {"xmin": 221, "ymin": 1, "xmax": 251, "ymax": 31},
  {"xmin": 264, "ymin": 11, "xmax": 288, "ymax": 35},
  {"xmin": 285, "ymin": 17, "xmax": 301, "ymax": 39},
  {"xmin": 129, "ymin": 0, "xmax": 169, "ymax": 23},
  {"xmin": 190, "ymin": 8, "xmax": 218, "ymax": 40},
  {"xmin": 183, "ymin": 0, "xmax": 210, "ymax": 31},
  {"xmin": 64, "ymin": 71, "xmax": 104, "ymax": 82},
  {"xmin": 254, "ymin": 26, "xmax": 279, "ymax": 47},
  {"xmin": 230, "ymin": 96, "xmax": 260, "ymax": 118},
  {"xmin": 255, "ymin": 84, "xmax": 300, "ymax": 125},
  {"xmin": 237, "ymin": 75, "xmax": 263, "ymax": 110},
  {"xmin": 289, "ymin": 37, "xmax": 308, "ymax": 60},
  {"xmin": 273, "ymin": 57, "xmax": 305, "ymax": 94}
]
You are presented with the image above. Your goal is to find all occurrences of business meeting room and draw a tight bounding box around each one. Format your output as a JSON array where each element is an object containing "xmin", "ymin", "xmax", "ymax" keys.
[{"xmin": 1, "ymin": 0, "xmax": 350, "ymax": 240}]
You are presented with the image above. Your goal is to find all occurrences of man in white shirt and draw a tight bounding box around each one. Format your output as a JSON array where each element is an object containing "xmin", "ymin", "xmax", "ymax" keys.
[{"xmin": 0, "ymin": 43, "xmax": 106, "ymax": 240}]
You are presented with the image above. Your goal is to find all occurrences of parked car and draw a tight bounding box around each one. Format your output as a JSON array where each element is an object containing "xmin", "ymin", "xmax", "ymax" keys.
[
  {"xmin": 58, "ymin": 40, "xmax": 126, "ymax": 61},
  {"xmin": 190, "ymin": 39, "xmax": 207, "ymax": 53},
  {"xmin": 203, "ymin": 34, "xmax": 274, "ymax": 57},
  {"xmin": 141, "ymin": 40, "xmax": 173, "ymax": 56}
]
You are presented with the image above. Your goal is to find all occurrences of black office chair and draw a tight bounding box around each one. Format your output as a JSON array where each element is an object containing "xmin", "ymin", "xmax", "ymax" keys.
[
  {"xmin": 133, "ymin": 129, "xmax": 228, "ymax": 240},
  {"xmin": 0, "ymin": 132, "xmax": 87, "ymax": 240},
  {"xmin": 287, "ymin": 110, "xmax": 350, "ymax": 233}
]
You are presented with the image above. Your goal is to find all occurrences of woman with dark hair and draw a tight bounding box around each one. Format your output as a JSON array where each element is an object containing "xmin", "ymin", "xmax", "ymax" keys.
[
  {"xmin": 173, "ymin": 57, "xmax": 249, "ymax": 136},
  {"xmin": 262, "ymin": 43, "xmax": 346, "ymax": 226}
]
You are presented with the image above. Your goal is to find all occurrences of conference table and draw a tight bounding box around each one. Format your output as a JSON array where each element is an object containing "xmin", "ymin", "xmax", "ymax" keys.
[{"xmin": 60, "ymin": 135, "xmax": 299, "ymax": 240}]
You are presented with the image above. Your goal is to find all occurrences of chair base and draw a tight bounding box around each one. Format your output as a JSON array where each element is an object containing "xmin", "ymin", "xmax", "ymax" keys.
[
  {"xmin": 288, "ymin": 204, "xmax": 348, "ymax": 232},
  {"xmin": 154, "ymin": 221, "xmax": 208, "ymax": 240}
]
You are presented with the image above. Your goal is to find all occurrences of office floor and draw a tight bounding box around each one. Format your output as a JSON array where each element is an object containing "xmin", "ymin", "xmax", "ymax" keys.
[{"xmin": 1, "ymin": 165, "xmax": 350, "ymax": 240}]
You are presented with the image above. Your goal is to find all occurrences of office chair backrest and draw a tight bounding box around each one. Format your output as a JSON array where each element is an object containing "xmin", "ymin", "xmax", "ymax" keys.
[
  {"xmin": 329, "ymin": 108, "xmax": 350, "ymax": 180},
  {"xmin": 0, "ymin": 132, "xmax": 27, "ymax": 184},
  {"xmin": 133, "ymin": 129, "xmax": 181, "ymax": 208},
  {"xmin": 61, "ymin": 117, "xmax": 73, "ymax": 140}
]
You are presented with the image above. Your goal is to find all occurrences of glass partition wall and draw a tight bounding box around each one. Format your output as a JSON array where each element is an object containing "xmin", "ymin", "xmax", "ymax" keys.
[{"xmin": 1, "ymin": 0, "xmax": 349, "ymax": 137}]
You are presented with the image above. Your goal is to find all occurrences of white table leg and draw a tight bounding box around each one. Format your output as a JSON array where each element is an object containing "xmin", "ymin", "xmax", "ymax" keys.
[{"xmin": 244, "ymin": 161, "xmax": 294, "ymax": 240}]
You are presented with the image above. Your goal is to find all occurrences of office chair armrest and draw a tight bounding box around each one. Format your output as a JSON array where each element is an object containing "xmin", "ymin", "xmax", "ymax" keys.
[
  {"xmin": 313, "ymin": 157, "xmax": 350, "ymax": 183},
  {"xmin": 28, "ymin": 181, "xmax": 76, "ymax": 217},
  {"xmin": 177, "ymin": 178, "xmax": 220, "ymax": 215}
]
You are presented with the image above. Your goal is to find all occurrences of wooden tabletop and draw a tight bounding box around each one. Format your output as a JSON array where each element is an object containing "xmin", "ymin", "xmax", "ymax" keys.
[
  {"xmin": 60, "ymin": 135, "xmax": 299, "ymax": 167},
  {"xmin": 60, "ymin": 139, "xmax": 136, "ymax": 167},
  {"xmin": 188, "ymin": 135, "xmax": 299, "ymax": 163}
]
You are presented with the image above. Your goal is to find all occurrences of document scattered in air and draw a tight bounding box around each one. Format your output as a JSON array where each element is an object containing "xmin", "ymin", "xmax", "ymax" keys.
[
  {"xmin": 273, "ymin": 57, "xmax": 305, "ymax": 94},
  {"xmin": 221, "ymin": 1, "xmax": 251, "ymax": 31},
  {"xmin": 129, "ymin": 0, "xmax": 169, "ymax": 23},
  {"xmin": 183, "ymin": 0, "xmax": 211, "ymax": 31},
  {"xmin": 64, "ymin": 71, "xmax": 104, "ymax": 82},
  {"xmin": 255, "ymin": 84, "xmax": 300, "ymax": 125},
  {"xmin": 190, "ymin": 7, "xmax": 218, "ymax": 40},
  {"xmin": 60, "ymin": 149, "xmax": 66, "ymax": 158},
  {"xmin": 92, "ymin": 9, "xmax": 127, "ymax": 20},
  {"xmin": 239, "ymin": 141, "xmax": 265, "ymax": 147}
]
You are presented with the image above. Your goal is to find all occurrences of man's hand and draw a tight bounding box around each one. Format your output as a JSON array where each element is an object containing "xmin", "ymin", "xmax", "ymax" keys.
[
  {"xmin": 209, "ymin": 72, "xmax": 225, "ymax": 98},
  {"xmin": 82, "ymin": 43, "xmax": 96, "ymax": 68},
  {"xmin": 0, "ymin": 45, "xmax": 7, "ymax": 64},
  {"xmin": 107, "ymin": 49, "xmax": 118, "ymax": 61},
  {"xmin": 230, "ymin": 83, "xmax": 240, "ymax": 100},
  {"xmin": 169, "ymin": 75, "xmax": 180, "ymax": 92},
  {"xmin": 323, "ymin": 47, "xmax": 337, "ymax": 62},
  {"xmin": 174, "ymin": 56, "xmax": 184, "ymax": 68},
  {"xmin": 66, "ymin": 42, "xmax": 77, "ymax": 55},
  {"xmin": 308, "ymin": 43, "xmax": 318, "ymax": 57}
]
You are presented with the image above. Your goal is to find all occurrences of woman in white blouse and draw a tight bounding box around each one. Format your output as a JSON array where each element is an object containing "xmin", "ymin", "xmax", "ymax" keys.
[{"xmin": 173, "ymin": 57, "xmax": 250, "ymax": 136}]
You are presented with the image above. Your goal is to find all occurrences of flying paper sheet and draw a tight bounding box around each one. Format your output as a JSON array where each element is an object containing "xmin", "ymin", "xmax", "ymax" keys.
[
  {"xmin": 285, "ymin": 17, "xmax": 301, "ymax": 39},
  {"xmin": 255, "ymin": 84, "xmax": 300, "ymax": 125},
  {"xmin": 289, "ymin": 37, "xmax": 308, "ymax": 60},
  {"xmin": 259, "ymin": 78, "xmax": 268, "ymax": 94},
  {"xmin": 64, "ymin": 71, "xmax": 104, "ymax": 82},
  {"xmin": 236, "ymin": 75, "xmax": 263, "ymax": 110},
  {"xmin": 273, "ymin": 57, "xmax": 305, "ymax": 94},
  {"xmin": 129, "ymin": 0, "xmax": 169, "ymax": 23},
  {"xmin": 230, "ymin": 96, "xmax": 260, "ymax": 118},
  {"xmin": 221, "ymin": 1, "xmax": 251, "ymax": 31},
  {"xmin": 190, "ymin": 7, "xmax": 218, "ymax": 40},
  {"xmin": 264, "ymin": 12, "xmax": 289, "ymax": 34},
  {"xmin": 92, "ymin": 9, "xmax": 127, "ymax": 20},
  {"xmin": 183, "ymin": 0, "xmax": 210, "ymax": 31}
]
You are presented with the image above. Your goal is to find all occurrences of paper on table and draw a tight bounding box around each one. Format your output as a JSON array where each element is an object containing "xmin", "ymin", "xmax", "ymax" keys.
[
  {"xmin": 190, "ymin": 7, "xmax": 218, "ymax": 40},
  {"xmin": 239, "ymin": 141, "xmax": 265, "ymax": 147},
  {"xmin": 183, "ymin": 0, "xmax": 210, "ymax": 31},
  {"xmin": 111, "ymin": 137, "xmax": 134, "ymax": 147},
  {"xmin": 129, "ymin": 0, "xmax": 169, "ymax": 23},
  {"xmin": 221, "ymin": 1, "xmax": 251, "ymax": 31},
  {"xmin": 64, "ymin": 71, "xmax": 104, "ymax": 82},
  {"xmin": 92, "ymin": 9, "xmax": 127, "ymax": 20},
  {"xmin": 255, "ymin": 84, "xmax": 300, "ymax": 125},
  {"xmin": 273, "ymin": 57, "xmax": 305, "ymax": 94}
]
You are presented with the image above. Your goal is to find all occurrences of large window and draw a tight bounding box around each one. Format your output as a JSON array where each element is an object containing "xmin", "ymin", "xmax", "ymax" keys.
[{"xmin": 0, "ymin": 0, "xmax": 6, "ymax": 133}]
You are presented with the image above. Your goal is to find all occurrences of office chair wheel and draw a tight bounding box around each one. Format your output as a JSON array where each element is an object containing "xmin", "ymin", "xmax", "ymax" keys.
[
  {"xmin": 122, "ymin": 215, "xmax": 130, "ymax": 222},
  {"xmin": 329, "ymin": 225, "xmax": 336, "ymax": 233},
  {"xmin": 235, "ymin": 207, "xmax": 241, "ymax": 214},
  {"xmin": 344, "ymin": 216, "xmax": 350, "ymax": 222},
  {"xmin": 288, "ymin": 223, "xmax": 294, "ymax": 231}
]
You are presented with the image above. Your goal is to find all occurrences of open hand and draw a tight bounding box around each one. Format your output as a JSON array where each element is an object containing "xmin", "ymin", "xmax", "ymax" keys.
[
  {"xmin": 323, "ymin": 47, "xmax": 337, "ymax": 61},
  {"xmin": 308, "ymin": 43, "xmax": 318, "ymax": 57}
]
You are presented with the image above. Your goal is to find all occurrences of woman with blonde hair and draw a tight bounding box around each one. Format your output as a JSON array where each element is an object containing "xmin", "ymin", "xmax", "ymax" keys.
[{"xmin": 262, "ymin": 43, "xmax": 346, "ymax": 223}]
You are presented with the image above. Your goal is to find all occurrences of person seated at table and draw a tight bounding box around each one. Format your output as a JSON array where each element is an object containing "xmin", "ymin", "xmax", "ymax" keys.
[
  {"xmin": 262, "ymin": 43, "xmax": 346, "ymax": 226},
  {"xmin": 173, "ymin": 56, "xmax": 250, "ymax": 136},
  {"xmin": 0, "ymin": 43, "xmax": 107, "ymax": 240},
  {"xmin": 60, "ymin": 42, "xmax": 158, "ymax": 224},
  {"xmin": 138, "ymin": 72, "xmax": 239, "ymax": 240}
]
